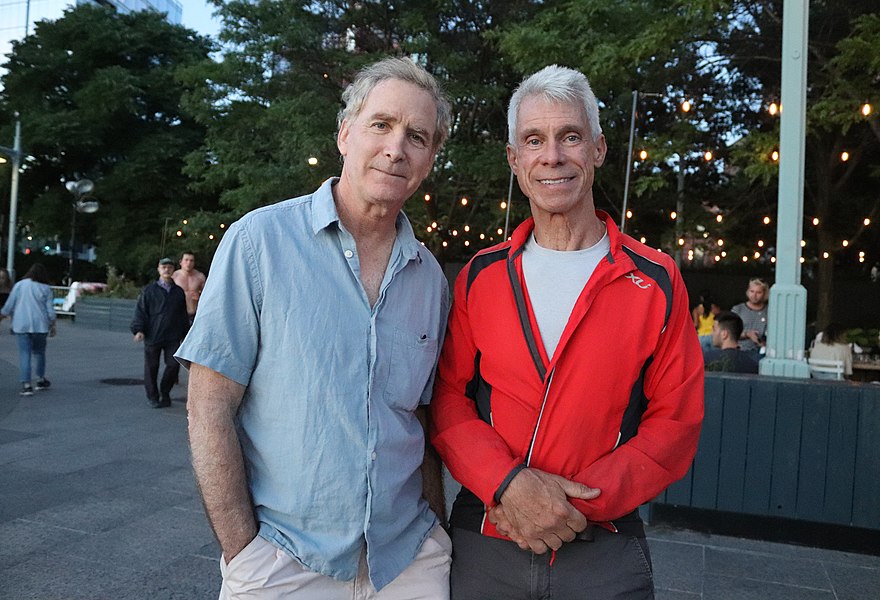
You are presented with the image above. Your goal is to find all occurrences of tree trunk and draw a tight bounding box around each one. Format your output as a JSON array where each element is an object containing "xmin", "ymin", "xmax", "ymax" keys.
[{"xmin": 816, "ymin": 228, "xmax": 834, "ymax": 330}]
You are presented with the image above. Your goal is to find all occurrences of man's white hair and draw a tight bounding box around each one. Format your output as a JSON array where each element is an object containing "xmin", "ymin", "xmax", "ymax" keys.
[{"xmin": 507, "ymin": 65, "xmax": 602, "ymax": 145}]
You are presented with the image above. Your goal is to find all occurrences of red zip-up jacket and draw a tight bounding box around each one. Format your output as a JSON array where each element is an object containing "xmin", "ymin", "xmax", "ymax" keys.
[{"xmin": 431, "ymin": 211, "xmax": 704, "ymax": 538}]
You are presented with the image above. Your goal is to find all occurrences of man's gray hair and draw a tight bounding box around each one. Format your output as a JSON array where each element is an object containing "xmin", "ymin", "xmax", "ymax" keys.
[
  {"xmin": 507, "ymin": 65, "xmax": 602, "ymax": 145},
  {"xmin": 338, "ymin": 57, "xmax": 452, "ymax": 149}
]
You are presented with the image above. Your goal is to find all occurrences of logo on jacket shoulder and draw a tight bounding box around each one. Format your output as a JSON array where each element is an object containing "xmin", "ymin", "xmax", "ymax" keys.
[{"xmin": 625, "ymin": 273, "xmax": 652, "ymax": 289}]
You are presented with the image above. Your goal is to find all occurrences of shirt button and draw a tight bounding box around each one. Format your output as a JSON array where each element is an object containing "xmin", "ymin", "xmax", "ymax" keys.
[
  {"xmin": 371, "ymin": 451, "xmax": 377, "ymax": 461},
  {"xmin": 344, "ymin": 250, "xmax": 354, "ymax": 258}
]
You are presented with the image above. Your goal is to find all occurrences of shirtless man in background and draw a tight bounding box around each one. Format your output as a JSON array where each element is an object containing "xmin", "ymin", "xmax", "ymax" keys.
[{"xmin": 172, "ymin": 251, "xmax": 206, "ymax": 323}]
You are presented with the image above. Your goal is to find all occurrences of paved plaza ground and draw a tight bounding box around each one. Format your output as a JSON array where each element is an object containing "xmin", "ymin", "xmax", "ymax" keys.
[{"xmin": 1, "ymin": 319, "xmax": 878, "ymax": 599}]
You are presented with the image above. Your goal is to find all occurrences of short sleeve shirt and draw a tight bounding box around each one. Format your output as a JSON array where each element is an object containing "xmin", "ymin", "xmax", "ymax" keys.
[
  {"xmin": 731, "ymin": 302, "xmax": 768, "ymax": 352},
  {"xmin": 176, "ymin": 178, "xmax": 449, "ymax": 590}
]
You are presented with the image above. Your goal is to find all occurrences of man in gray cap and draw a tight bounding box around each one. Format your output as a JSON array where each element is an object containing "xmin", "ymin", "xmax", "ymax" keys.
[{"xmin": 131, "ymin": 257, "xmax": 188, "ymax": 407}]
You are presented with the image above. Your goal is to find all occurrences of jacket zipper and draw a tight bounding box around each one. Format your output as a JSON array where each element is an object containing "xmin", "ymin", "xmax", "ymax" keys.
[{"xmin": 525, "ymin": 367, "xmax": 554, "ymax": 466}]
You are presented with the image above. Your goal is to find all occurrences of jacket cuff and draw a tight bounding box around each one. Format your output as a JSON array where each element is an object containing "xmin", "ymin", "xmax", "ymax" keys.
[{"xmin": 493, "ymin": 463, "xmax": 527, "ymax": 504}]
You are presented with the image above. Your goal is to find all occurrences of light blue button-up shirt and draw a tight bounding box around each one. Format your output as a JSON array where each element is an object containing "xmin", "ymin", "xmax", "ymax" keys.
[
  {"xmin": 1, "ymin": 278, "xmax": 56, "ymax": 333},
  {"xmin": 176, "ymin": 178, "xmax": 449, "ymax": 590}
]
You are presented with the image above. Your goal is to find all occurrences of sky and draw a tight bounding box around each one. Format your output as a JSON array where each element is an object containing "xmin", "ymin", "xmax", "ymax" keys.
[{"xmin": 179, "ymin": 0, "xmax": 222, "ymax": 38}]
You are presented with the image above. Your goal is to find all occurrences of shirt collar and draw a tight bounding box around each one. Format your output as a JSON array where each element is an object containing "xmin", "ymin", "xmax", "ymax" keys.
[{"xmin": 310, "ymin": 177, "xmax": 423, "ymax": 264}]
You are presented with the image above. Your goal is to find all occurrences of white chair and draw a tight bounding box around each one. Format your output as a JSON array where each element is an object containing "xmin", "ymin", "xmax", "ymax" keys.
[{"xmin": 808, "ymin": 358, "xmax": 845, "ymax": 380}]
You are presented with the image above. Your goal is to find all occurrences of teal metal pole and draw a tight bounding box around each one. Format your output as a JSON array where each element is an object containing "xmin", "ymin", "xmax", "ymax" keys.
[
  {"xmin": 760, "ymin": 0, "xmax": 810, "ymax": 378},
  {"xmin": 4, "ymin": 117, "xmax": 21, "ymax": 280}
]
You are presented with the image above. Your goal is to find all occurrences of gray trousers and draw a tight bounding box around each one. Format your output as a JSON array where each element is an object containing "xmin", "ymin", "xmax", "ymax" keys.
[{"xmin": 450, "ymin": 526, "xmax": 654, "ymax": 600}]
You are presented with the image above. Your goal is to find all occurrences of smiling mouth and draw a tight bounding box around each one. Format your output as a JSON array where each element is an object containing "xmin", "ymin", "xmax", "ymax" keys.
[
  {"xmin": 538, "ymin": 177, "xmax": 574, "ymax": 185},
  {"xmin": 374, "ymin": 167, "xmax": 406, "ymax": 179}
]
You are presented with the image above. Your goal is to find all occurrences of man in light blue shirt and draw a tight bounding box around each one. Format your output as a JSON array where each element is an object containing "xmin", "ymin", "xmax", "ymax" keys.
[{"xmin": 176, "ymin": 57, "xmax": 452, "ymax": 599}]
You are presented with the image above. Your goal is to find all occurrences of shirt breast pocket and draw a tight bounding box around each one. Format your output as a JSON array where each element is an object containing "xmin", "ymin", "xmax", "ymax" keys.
[{"xmin": 384, "ymin": 327, "xmax": 439, "ymax": 411}]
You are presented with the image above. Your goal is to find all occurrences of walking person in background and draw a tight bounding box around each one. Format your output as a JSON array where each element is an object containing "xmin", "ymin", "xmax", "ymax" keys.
[
  {"xmin": 172, "ymin": 251, "xmax": 206, "ymax": 325},
  {"xmin": 0, "ymin": 263, "xmax": 56, "ymax": 396},
  {"xmin": 731, "ymin": 277, "xmax": 769, "ymax": 362},
  {"xmin": 131, "ymin": 257, "xmax": 188, "ymax": 408}
]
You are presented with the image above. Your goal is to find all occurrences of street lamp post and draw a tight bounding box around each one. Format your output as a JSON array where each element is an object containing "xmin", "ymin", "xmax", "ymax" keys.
[
  {"xmin": 65, "ymin": 179, "xmax": 98, "ymax": 284},
  {"xmin": 621, "ymin": 91, "xmax": 663, "ymax": 233},
  {"xmin": 1, "ymin": 115, "xmax": 22, "ymax": 280}
]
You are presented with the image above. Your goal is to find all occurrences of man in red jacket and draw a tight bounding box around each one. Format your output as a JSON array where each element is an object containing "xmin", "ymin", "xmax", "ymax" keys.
[{"xmin": 430, "ymin": 65, "xmax": 704, "ymax": 599}]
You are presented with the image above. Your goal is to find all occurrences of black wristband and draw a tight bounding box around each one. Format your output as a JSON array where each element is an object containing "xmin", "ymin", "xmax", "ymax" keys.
[{"xmin": 493, "ymin": 463, "xmax": 527, "ymax": 504}]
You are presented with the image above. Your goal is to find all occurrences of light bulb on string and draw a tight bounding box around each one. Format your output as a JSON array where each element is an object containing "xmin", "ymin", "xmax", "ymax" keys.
[
  {"xmin": 768, "ymin": 102, "xmax": 779, "ymax": 116},
  {"xmin": 638, "ymin": 150, "xmax": 648, "ymax": 160},
  {"xmin": 862, "ymin": 103, "xmax": 872, "ymax": 117}
]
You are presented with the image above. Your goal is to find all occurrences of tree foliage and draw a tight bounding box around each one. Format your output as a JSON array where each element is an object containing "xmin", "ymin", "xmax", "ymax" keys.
[
  {"xmin": 182, "ymin": 0, "xmax": 542, "ymax": 263},
  {"xmin": 1, "ymin": 0, "xmax": 877, "ymax": 325},
  {"xmin": 0, "ymin": 4, "xmax": 215, "ymax": 281}
]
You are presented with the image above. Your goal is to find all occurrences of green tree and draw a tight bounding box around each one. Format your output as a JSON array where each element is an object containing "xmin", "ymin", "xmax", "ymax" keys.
[
  {"xmin": 182, "ymin": 0, "xmax": 541, "ymax": 264},
  {"xmin": 0, "ymin": 4, "xmax": 216, "ymax": 282},
  {"xmin": 717, "ymin": 1, "xmax": 880, "ymax": 327},
  {"xmin": 497, "ymin": 0, "xmax": 880, "ymax": 328},
  {"xmin": 496, "ymin": 0, "xmax": 740, "ymax": 256}
]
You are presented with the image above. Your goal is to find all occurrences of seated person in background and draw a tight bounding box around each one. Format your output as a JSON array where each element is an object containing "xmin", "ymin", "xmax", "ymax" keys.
[
  {"xmin": 704, "ymin": 311, "xmax": 759, "ymax": 374},
  {"xmin": 692, "ymin": 291, "xmax": 721, "ymax": 352},
  {"xmin": 810, "ymin": 322, "xmax": 853, "ymax": 379}
]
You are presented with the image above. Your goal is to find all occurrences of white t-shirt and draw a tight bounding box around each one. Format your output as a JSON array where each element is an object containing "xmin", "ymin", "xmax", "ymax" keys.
[
  {"xmin": 810, "ymin": 341, "xmax": 853, "ymax": 376},
  {"xmin": 522, "ymin": 230, "xmax": 610, "ymax": 359}
]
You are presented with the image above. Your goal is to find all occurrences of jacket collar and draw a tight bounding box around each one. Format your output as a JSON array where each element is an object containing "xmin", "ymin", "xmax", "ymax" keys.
[{"xmin": 508, "ymin": 209, "xmax": 626, "ymax": 262}]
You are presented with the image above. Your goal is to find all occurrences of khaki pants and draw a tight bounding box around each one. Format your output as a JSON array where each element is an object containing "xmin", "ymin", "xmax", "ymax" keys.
[{"xmin": 219, "ymin": 525, "xmax": 451, "ymax": 599}]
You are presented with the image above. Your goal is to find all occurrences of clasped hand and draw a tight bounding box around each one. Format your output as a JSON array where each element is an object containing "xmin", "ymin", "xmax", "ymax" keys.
[{"xmin": 488, "ymin": 468, "xmax": 600, "ymax": 554}]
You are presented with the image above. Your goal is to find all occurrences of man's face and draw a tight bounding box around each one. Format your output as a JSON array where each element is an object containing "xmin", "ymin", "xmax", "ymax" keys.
[
  {"xmin": 506, "ymin": 95, "xmax": 606, "ymax": 221},
  {"xmin": 746, "ymin": 283, "xmax": 767, "ymax": 306},
  {"xmin": 711, "ymin": 321, "xmax": 723, "ymax": 348},
  {"xmin": 157, "ymin": 263, "xmax": 174, "ymax": 280},
  {"xmin": 180, "ymin": 254, "xmax": 195, "ymax": 272},
  {"xmin": 337, "ymin": 78, "xmax": 438, "ymax": 212}
]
